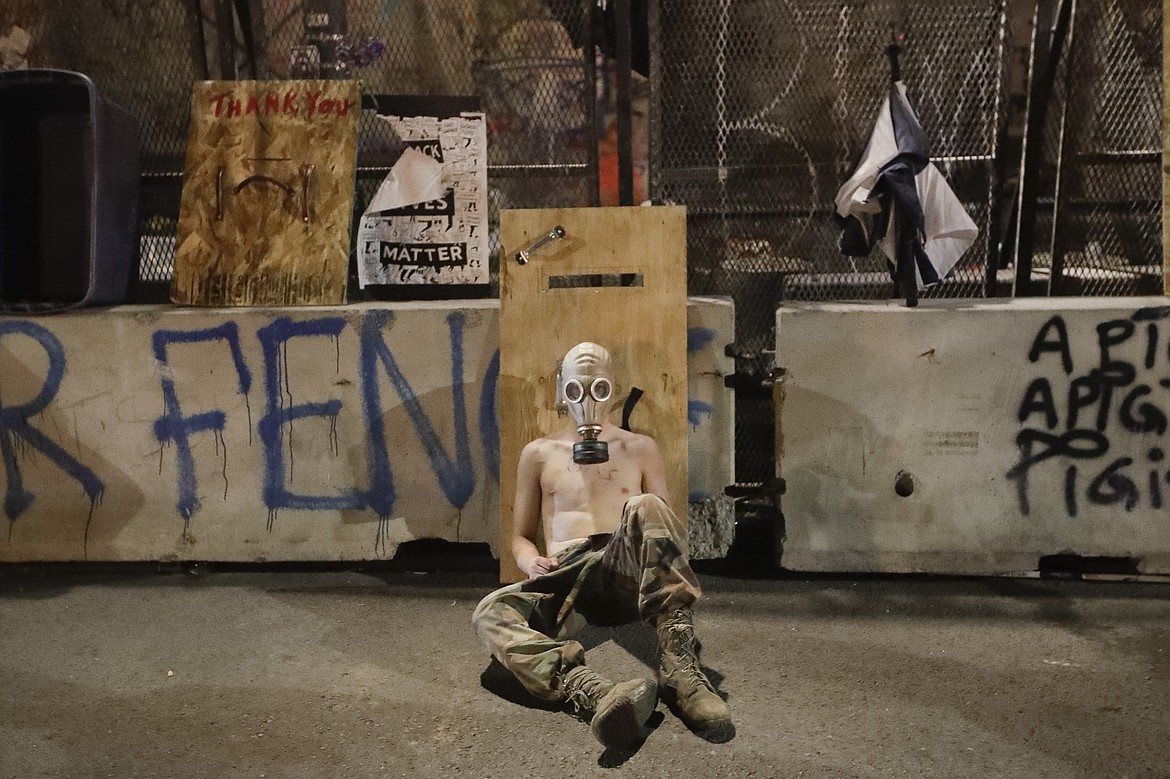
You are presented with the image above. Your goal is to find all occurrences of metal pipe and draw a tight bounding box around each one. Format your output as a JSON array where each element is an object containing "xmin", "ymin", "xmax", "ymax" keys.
[
  {"xmin": 614, "ymin": 0, "xmax": 635, "ymax": 205},
  {"xmin": 584, "ymin": 0, "xmax": 600, "ymax": 207},
  {"xmin": 214, "ymin": 0, "xmax": 238, "ymax": 79},
  {"xmin": 1013, "ymin": 0, "xmax": 1073, "ymax": 296}
]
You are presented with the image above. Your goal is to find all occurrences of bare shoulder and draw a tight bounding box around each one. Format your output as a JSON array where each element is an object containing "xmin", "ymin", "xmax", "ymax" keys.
[
  {"xmin": 620, "ymin": 426, "xmax": 658, "ymax": 448},
  {"xmin": 608, "ymin": 427, "xmax": 661, "ymax": 458},
  {"xmin": 522, "ymin": 434, "xmax": 560, "ymax": 459},
  {"xmin": 518, "ymin": 437, "xmax": 553, "ymax": 469}
]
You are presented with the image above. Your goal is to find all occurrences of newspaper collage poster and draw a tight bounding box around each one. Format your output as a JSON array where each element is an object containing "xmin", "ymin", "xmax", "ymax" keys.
[{"xmin": 357, "ymin": 107, "xmax": 488, "ymax": 286}]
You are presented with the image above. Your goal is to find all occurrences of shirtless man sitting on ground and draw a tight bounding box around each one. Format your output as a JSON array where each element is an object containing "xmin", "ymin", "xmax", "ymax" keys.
[{"xmin": 472, "ymin": 342, "xmax": 733, "ymax": 750}]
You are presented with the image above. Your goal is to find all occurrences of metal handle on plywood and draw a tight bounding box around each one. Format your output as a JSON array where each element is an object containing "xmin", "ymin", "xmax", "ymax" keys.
[{"xmin": 515, "ymin": 225, "xmax": 566, "ymax": 265}]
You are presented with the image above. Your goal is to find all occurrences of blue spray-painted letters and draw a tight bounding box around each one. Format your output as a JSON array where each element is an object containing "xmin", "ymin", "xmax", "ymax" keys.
[
  {"xmin": 0, "ymin": 321, "xmax": 104, "ymax": 520},
  {"xmin": 479, "ymin": 349, "xmax": 500, "ymax": 483},
  {"xmin": 257, "ymin": 317, "xmax": 363, "ymax": 512},
  {"xmin": 360, "ymin": 310, "xmax": 475, "ymax": 519},
  {"xmin": 686, "ymin": 326, "xmax": 716, "ymax": 429},
  {"xmin": 152, "ymin": 323, "xmax": 252, "ymax": 522}
]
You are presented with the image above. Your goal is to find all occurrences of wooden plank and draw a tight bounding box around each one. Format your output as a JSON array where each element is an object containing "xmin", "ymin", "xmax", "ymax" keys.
[
  {"xmin": 172, "ymin": 80, "xmax": 359, "ymax": 306},
  {"xmin": 498, "ymin": 206, "xmax": 688, "ymax": 582}
]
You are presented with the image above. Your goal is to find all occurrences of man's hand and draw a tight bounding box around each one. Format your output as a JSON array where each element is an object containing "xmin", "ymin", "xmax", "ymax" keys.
[{"xmin": 528, "ymin": 556, "xmax": 559, "ymax": 578}]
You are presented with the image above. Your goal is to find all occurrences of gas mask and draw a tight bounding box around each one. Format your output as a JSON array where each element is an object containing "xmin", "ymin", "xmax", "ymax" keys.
[{"xmin": 557, "ymin": 342, "xmax": 616, "ymax": 465}]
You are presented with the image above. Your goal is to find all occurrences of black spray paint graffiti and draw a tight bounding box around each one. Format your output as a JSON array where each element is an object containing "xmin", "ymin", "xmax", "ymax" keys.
[{"xmin": 1007, "ymin": 307, "xmax": 1170, "ymax": 516}]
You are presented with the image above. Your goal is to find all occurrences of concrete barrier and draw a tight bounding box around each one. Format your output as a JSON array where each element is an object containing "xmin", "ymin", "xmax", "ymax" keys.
[
  {"xmin": 0, "ymin": 298, "xmax": 733, "ymax": 562},
  {"xmin": 777, "ymin": 297, "xmax": 1170, "ymax": 575}
]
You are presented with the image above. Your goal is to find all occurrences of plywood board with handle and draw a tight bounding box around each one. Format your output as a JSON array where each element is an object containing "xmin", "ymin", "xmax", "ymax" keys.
[
  {"xmin": 172, "ymin": 80, "xmax": 360, "ymax": 306},
  {"xmin": 498, "ymin": 205, "xmax": 688, "ymax": 582}
]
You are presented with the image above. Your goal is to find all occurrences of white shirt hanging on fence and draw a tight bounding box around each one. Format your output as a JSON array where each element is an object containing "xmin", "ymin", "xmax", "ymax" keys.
[{"xmin": 835, "ymin": 82, "xmax": 978, "ymax": 291}]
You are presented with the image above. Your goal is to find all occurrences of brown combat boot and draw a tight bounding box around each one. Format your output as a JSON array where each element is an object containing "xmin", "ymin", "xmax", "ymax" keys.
[
  {"xmin": 561, "ymin": 665, "xmax": 658, "ymax": 749},
  {"xmin": 656, "ymin": 608, "xmax": 735, "ymax": 742}
]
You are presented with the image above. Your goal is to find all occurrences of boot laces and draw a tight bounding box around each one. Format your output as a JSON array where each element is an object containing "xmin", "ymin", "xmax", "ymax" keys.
[
  {"xmin": 563, "ymin": 666, "xmax": 608, "ymax": 715},
  {"xmin": 661, "ymin": 611, "xmax": 715, "ymax": 691}
]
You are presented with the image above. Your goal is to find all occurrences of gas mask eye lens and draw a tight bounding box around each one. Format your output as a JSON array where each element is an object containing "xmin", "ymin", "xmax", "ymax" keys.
[
  {"xmin": 590, "ymin": 378, "xmax": 612, "ymax": 402},
  {"xmin": 564, "ymin": 378, "xmax": 584, "ymax": 403}
]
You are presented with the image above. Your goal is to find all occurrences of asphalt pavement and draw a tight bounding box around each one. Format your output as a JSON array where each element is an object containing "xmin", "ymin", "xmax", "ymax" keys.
[{"xmin": 2, "ymin": 561, "xmax": 1168, "ymax": 778}]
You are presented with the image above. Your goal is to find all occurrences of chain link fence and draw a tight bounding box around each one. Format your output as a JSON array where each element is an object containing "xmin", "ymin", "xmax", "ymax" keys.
[
  {"xmin": 1040, "ymin": 0, "xmax": 1162, "ymax": 296},
  {"xmin": 652, "ymin": 0, "xmax": 1005, "ymax": 310},
  {"xmin": 651, "ymin": 0, "xmax": 1008, "ymax": 483}
]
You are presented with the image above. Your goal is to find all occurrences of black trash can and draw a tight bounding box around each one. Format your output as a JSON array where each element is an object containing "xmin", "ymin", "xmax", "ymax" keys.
[{"xmin": 0, "ymin": 69, "xmax": 140, "ymax": 312}]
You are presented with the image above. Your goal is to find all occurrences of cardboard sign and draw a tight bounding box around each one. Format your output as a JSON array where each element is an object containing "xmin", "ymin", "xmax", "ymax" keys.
[{"xmin": 172, "ymin": 80, "xmax": 360, "ymax": 306}]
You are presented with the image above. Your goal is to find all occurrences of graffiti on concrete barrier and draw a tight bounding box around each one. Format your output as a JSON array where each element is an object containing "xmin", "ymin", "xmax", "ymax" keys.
[
  {"xmin": 153, "ymin": 312, "xmax": 497, "ymax": 544},
  {"xmin": 0, "ymin": 314, "xmax": 718, "ymax": 551},
  {"xmin": 359, "ymin": 310, "xmax": 483, "ymax": 552},
  {"xmin": 360, "ymin": 310, "xmax": 476, "ymax": 519},
  {"xmin": 256, "ymin": 315, "xmax": 358, "ymax": 528},
  {"xmin": 686, "ymin": 326, "xmax": 716, "ymax": 430},
  {"xmin": 1007, "ymin": 308, "xmax": 1170, "ymax": 516},
  {"xmin": 0, "ymin": 321, "xmax": 105, "ymax": 547},
  {"xmin": 153, "ymin": 322, "xmax": 252, "ymax": 526}
]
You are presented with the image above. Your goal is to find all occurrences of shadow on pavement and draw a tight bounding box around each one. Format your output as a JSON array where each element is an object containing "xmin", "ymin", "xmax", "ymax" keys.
[
  {"xmin": 598, "ymin": 710, "xmax": 665, "ymax": 768},
  {"xmin": 478, "ymin": 658, "xmax": 562, "ymax": 711}
]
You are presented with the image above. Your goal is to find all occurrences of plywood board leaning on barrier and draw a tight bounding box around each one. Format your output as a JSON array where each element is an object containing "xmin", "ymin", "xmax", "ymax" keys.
[
  {"xmin": 497, "ymin": 205, "xmax": 688, "ymax": 582},
  {"xmin": 172, "ymin": 80, "xmax": 360, "ymax": 306}
]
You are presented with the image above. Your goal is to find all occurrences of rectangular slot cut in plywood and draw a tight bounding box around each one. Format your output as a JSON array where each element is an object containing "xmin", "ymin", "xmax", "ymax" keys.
[
  {"xmin": 172, "ymin": 80, "xmax": 360, "ymax": 306},
  {"xmin": 498, "ymin": 206, "xmax": 688, "ymax": 582}
]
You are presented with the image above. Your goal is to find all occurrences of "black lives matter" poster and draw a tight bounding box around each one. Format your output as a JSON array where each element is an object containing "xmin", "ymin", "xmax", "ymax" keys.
[{"xmin": 357, "ymin": 98, "xmax": 487, "ymax": 287}]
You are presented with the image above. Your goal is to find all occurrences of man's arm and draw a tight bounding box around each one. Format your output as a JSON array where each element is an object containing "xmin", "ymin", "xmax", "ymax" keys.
[
  {"xmin": 511, "ymin": 440, "xmax": 557, "ymax": 578},
  {"xmin": 637, "ymin": 434, "xmax": 670, "ymax": 502}
]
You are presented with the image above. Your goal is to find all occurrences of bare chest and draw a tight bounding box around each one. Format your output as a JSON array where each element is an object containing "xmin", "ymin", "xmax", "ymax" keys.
[{"xmin": 540, "ymin": 450, "xmax": 643, "ymax": 514}]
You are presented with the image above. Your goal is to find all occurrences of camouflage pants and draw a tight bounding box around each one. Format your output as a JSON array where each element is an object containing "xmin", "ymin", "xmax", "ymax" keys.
[{"xmin": 471, "ymin": 493, "xmax": 701, "ymax": 703}]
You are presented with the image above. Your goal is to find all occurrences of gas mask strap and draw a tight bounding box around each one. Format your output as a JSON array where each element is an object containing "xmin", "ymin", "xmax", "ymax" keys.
[
  {"xmin": 554, "ymin": 360, "xmax": 568, "ymax": 417},
  {"xmin": 620, "ymin": 386, "xmax": 644, "ymax": 431}
]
